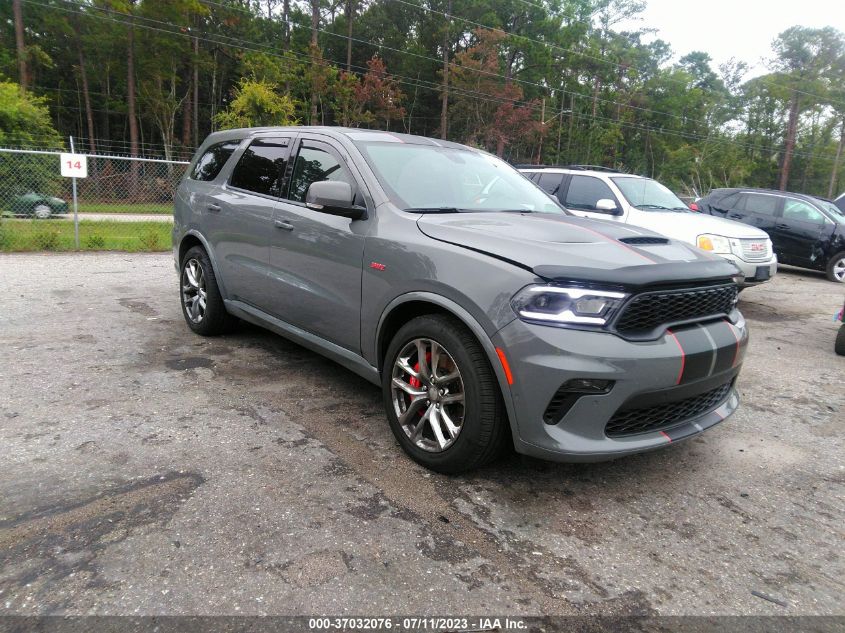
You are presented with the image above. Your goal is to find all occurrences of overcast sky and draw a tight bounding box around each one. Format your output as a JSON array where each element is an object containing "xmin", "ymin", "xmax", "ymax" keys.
[{"xmin": 616, "ymin": 0, "xmax": 843, "ymax": 79}]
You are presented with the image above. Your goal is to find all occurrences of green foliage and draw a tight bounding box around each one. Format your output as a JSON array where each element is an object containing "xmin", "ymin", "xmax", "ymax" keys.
[
  {"xmin": 214, "ymin": 79, "xmax": 299, "ymax": 129},
  {"xmin": 0, "ymin": 80, "xmax": 62, "ymax": 148}
]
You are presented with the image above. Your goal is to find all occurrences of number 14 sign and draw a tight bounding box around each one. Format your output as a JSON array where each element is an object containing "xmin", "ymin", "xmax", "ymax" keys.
[{"xmin": 60, "ymin": 153, "xmax": 88, "ymax": 178}]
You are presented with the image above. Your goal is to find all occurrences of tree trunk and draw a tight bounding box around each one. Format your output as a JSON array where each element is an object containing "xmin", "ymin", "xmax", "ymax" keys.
[
  {"xmin": 309, "ymin": 0, "xmax": 319, "ymax": 125},
  {"xmin": 345, "ymin": 0, "xmax": 354, "ymax": 72},
  {"xmin": 127, "ymin": 19, "xmax": 140, "ymax": 191},
  {"xmin": 182, "ymin": 89, "xmax": 192, "ymax": 150},
  {"xmin": 13, "ymin": 0, "xmax": 27, "ymax": 93},
  {"xmin": 439, "ymin": 0, "xmax": 452, "ymax": 140},
  {"xmin": 779, "ymin": 90, "xmax": 799, "ymax": 191},
  {"xmin": 829, "ymin": 118, "xmax": 845, "ymax": 198},
  {"xmin": 77, "ymin": 45, "xmax": 97, "ymax": 155},
  {"xmin": 193, "ymin": 36, "xmax": 199, "ymax": 147}
]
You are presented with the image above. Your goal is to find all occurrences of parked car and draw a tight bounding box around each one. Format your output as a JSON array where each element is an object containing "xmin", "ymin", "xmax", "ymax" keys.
[
  {"xmin": 174, "ymin": 128, "xmax": 747, "ymax": 473},
  {"xmin": 519, "ymin": 166, "xmax": 776, "ymax": 287},
  {"xmin": 836, "ymin": 297, "xmax": 845, "ymax": 356},
  {"xmin": 696, "ymin": 188, "xmax": 845, "ymax": 283},
  {"xmin": 9, "ymin": 192, "xmax": 68, "ymax": 218}
]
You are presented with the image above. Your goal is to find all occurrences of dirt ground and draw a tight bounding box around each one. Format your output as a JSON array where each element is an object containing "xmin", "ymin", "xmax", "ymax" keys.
[{"xmin": 0, "ymin": 253, "xmax": 842, "ymax": 617}]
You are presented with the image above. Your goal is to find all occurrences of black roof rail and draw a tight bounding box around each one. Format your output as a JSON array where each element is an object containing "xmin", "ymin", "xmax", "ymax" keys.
[{"xmin": 512, "ymin": 163, "xmax": 625, "ymax": 173}]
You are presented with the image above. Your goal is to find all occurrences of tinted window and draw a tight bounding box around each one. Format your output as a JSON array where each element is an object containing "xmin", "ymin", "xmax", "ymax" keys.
[
  {"xmin": 229, "ymin": 138, "xmax": 289, "ymax": 196},
  {"xmin": 287, "ymin": 142, "xmax": 355, "ymax": 203},
  {"xmin": 190, "ymin": 141, "xmax": 240, "ymax": 181},
  {"xmin": 783, "ymin": 199, "xmax": 825, "ymax": 224},
  {"xmin": 741, "ymin": 194, "xmax": 779, "ymax": 216},
  {"xmin": 537, "ymin": 172, "xmax": 564, "ymax": 195},
  {"xmin": 717, "ymin": 192, "xmax": 742, "ymax": 208},
  {"xmin": 565, "ymin": 175, "xmax": 616, "ymax": 211}
]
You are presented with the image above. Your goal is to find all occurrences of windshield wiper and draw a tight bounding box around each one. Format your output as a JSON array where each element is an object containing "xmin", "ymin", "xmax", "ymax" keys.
[
  {"xmin": 634, "ymin": 204, "xmax": 671, "ymax": 210},
  {"xmin": 405, "ymin": 207, "xmax": 469, "ymax": 214}
]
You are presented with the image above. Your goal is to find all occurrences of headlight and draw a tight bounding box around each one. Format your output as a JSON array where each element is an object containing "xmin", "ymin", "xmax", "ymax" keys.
[
  {"xmin": 697, "ymin": 234, "xmax": 732, "ymax": 254},
  {"xmin": 511, "ymin": 285, "xmax": 628, "ymax": 327}
]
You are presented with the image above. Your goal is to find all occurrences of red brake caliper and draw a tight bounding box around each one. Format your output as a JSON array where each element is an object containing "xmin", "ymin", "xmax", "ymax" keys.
[{"xmin": 407, "ymin": 353, "xmax": 431, "ymax": 418}]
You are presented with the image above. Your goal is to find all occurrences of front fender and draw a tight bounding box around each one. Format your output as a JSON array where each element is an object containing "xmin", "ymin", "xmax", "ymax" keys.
[{"xmin": 375, "ymin": 291, "xmax": 520, "ymax": 445}]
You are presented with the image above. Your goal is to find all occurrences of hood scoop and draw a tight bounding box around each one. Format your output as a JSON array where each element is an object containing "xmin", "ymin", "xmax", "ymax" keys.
[{"xmin": 619, "ymin": 236, "xmax": 669, "ymax": 245}]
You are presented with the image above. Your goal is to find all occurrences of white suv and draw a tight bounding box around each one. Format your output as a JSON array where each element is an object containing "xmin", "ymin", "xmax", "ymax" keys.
[{"xmin": 520, "ymin": 166, "xmax": 777, "ymax": 287}]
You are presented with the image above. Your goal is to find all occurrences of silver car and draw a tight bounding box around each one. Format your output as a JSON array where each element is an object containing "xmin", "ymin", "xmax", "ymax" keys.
[{"xmin": 173, "ymin": 127, "xmax": 748, "ymax": 473}]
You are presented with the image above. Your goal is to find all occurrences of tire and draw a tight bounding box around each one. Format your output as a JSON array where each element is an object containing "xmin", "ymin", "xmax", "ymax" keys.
[
  {"xmin": 836, "ymin": 325, "xmax": 845, "ymax": 356},
  {"xmin": 382, "ymin": 314, "xmax": 508, "ymax": 474},
  {"xmin": 179, "ymin": 245, "xmax": 237, "ymax": 336},
  {"xmin": 826, "ymin": 252, "xmax": 845, "ymax": 283},
  {"xmin": 32, "ymin": 203, "xmax": 52, "ymax": 219}
]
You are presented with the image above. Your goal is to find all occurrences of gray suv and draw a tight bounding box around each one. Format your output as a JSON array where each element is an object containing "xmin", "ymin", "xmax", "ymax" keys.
[{"xmin": 174, "ymin": 127, "xmax": 747, "ymax": 473}]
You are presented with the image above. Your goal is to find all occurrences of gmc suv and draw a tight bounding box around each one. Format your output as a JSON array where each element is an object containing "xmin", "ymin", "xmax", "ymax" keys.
[{"xmin": 173, "ymin": 127, "xmax": 747, "ymax": 473}]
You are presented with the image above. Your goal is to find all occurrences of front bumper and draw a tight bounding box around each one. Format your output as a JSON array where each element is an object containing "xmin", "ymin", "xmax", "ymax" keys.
[
  {"xmin": 493, "ymin": 314, "xmax": 748, "ymax": 462},
  {"xmin": 721, "ymin": 253, "xmax": 777, "ymax": 286}
]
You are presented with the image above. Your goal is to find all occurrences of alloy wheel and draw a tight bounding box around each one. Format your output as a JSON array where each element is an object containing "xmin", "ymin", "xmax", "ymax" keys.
[
  {"xmin": 390, "ymin": 338, "xmax": 465, "ymax": 452},
  {"xmin": 833, "ymin": 257, "xmax": 845, "ymax": 282},
  {"xmin": 181, "ymin": 258, "xmax": 207, "ymax": 323}
]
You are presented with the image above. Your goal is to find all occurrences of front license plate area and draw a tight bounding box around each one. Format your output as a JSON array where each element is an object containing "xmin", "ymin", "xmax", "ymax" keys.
[{"xmin": 755, "ymin": 265, "xmax": 771, "ymax": 281}]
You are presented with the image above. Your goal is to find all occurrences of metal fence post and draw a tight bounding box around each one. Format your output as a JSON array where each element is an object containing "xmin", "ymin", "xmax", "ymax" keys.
[{"xmin": 69, "ymin": 136, "xmax": 80, "ymax": 250}]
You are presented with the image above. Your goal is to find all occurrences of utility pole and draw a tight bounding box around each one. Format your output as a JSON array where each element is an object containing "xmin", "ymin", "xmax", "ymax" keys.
[
  {"xmin": 13, "ymin": 0, "xmax": 27, "ymax": 93},
  {"xmin": 439, "ymin": 0, "xmax": 452, "ymax": 140}
]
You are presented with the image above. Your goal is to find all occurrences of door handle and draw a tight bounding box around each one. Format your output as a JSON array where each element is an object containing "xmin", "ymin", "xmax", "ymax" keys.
[
  {"xmin": 776, "ymin": 223, "xmax": 790, "ymax": 230},
  {"xmin": 206, "ymin": 203, "xmax": 221, "ymax": 212},
  {"xmin": 274, "ymin": 219, "xmax": 294, "ymax": 231},
  {"xmin": 728, "ymin": 213, "xmax": 743, "ymax": 219}
]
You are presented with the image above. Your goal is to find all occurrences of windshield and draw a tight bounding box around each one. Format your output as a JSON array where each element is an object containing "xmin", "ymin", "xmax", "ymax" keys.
[
  {"xmin": 611, "ymin": 177, "xmax": 689, "ymax": 212},
  {"xmin": 817, "ymin": 199, "xmax": 845, "ymax": 223},
  {"xmin": 353, "ymin": 141, "xmax": 565, "ymax": 214}
]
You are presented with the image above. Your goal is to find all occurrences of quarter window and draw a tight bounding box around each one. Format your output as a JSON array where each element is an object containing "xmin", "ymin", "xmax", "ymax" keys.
[
  {"xmin": 287, "ymin": 142, "xmax": 355, "ymax": 203},
  {"xmin": 229, "ymin": 138, "xmax": 290, "ymax": 196},
  {"xmin": 740, "ymin": 194, "xmax": 779, "ymax": 216},
  {"xmin": 564, "ymin": 175, "xmax": 616, "ymax": 211},
  {"xmin": 783, "ymin": 199, "xmax": 825, "ymax": 224},
  {"xmin": 189, "ymin": 141, "xmax": 240, "ymax": 181}
]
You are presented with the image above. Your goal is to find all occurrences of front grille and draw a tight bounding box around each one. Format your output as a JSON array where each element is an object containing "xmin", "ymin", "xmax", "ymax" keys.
[
  {"xmin": 738, "ymin": 238, "xmax": 771, "ymax": 262},
  {"xmin": 614, "ymin": 284, "xmax": 737, "ymax": 335},
  {"xmin": 605, "ymin": 381, "xmax": 733, "ymax": 437}
]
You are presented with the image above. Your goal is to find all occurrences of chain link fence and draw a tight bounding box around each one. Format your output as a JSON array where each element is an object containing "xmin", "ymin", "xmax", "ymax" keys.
[{"xmin": 0, "ymin": 148, "xmax": 189, "ymax": 252}]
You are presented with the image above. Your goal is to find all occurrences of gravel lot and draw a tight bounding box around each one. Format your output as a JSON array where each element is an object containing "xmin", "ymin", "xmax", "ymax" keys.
[{"xmin": 0, "ymin": 253, "xmax": 842, "ymax": 617}]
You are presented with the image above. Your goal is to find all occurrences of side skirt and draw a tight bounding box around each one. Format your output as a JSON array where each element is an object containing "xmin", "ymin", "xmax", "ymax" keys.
[{"xmin": 224, "ymin": 299, "xmax": 381, "ymax": 386}]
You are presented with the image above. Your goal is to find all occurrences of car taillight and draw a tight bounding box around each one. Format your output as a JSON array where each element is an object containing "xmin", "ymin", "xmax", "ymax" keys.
[{"xmin": 689, "ymin": 202, "xmax": 699, "ymax": 211}]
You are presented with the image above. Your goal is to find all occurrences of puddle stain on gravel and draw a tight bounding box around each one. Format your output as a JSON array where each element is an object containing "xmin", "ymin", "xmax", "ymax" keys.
[
  {"xmin": 0, "ymin": 472, "xmax": 204, "ymax": 591},
  {"xmin": 118, "ymin": 298, "xmax": 158, "ymax": 318}
]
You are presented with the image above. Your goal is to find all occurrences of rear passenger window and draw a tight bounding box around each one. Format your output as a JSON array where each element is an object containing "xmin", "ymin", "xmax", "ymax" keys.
[
  {"xmin": 537, "ymin": 173, "xmax": 564, "ymax": 196},
  {"xmin": 741, "ymin": 194, "xmax": 779, "ymax": 216},
  {"xmin": 189, "ymin": 141, "xmax": 240, "ymax": 181},
  {"xmin": 564, "ymin": 175, "xmax": 616, "ymax": 211},
  {"xmin": 229, "ymin": 138, "xmax": 290, "ymax": 196}
]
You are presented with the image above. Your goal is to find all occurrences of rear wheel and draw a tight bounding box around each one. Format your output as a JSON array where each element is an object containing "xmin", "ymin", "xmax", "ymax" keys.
[
  {"xmin": 826, "ymin": 252, "xmax": 845, "ymax": 283},
  {"xmin": 179, "ymin": 246, "xmax": 237, "ymax": 336},
  {"xmin": 836, "ymin": 324, "xmax": 845, "ymax": 356},
  {"xmin": 382, "ymin": 314, "xmax": 508, "ymax": 474}
]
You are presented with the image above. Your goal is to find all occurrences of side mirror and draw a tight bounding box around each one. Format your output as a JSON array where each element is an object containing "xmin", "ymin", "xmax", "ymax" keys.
[
  {"xmin": 305, "ymin": 181, "xmax": 367, "ymax": 220},
  {"xmin": 595, "ymin": 198, "xmax": 621, "ymax": 215}
]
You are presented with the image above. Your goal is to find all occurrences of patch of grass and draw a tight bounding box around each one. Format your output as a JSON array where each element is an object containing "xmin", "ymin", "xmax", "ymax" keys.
[
  {"xmin": 0, "ymin": 219, "xmax": 172, "ymax": 252},
  {"xmin": 76, "ymin": 202, "xmax": 173, "ymax": 215}
]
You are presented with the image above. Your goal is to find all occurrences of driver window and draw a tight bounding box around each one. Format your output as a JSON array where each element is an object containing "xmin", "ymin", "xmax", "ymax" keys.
[
  {"xmin": 564, "ymin": 176, "xmax": 616, "ymax": 210},
  {"xmin": 286, "ymin": 142, "xmax": 355, "ymax": 203},
  {"xmin": 783, "ymin": 199, "xmax": 825, "ymax": 224}
]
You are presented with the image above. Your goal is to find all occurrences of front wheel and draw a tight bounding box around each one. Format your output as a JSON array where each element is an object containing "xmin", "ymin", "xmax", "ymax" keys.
[
  {"xmin": 32, "ymin": 203, "xmax": 52, "ymax": 219},
  {"xmin": 826, "ymin": 252, "xmax": 845, "ymax": 283},
  {"xmin": 836, "ymin": 324, "xmax": 845, "ymax": 356},
  {"xmin": 179, "ymin": 246, "xmax": 237, "ymax": 336},
  {"xmin": 382, "ymin": 314, "xmax": 508, "ymax": 474}
]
